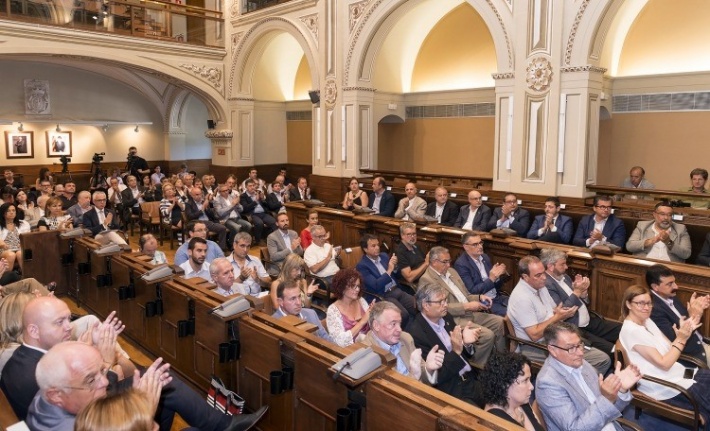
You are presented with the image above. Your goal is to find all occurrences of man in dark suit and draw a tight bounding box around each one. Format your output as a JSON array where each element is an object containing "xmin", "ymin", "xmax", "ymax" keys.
[
  {"xmin": 408, "ymin": 284, "xmax": 481, "ymax": 404},
  {"xmin": 82, "ymin": 190, "xmax": 128, "ymax": 246},
  {"xmin": 527, "ymin": 196, "xmax": 573, "ymax": 244},
  {"xmin": 241, "ymin": 179, "xmax": 276, "ymax": 244},
  {"xmin": 454, "ymin": 190, "xmax": 491, "ymax": 231},
  {"xmin": 368, "ymin": 176, "xmax": 396, "ymax": 217},
  {"xmin": 272, "ymin": 280, "xmax": 332, "ymax": 342},
  {"xmin": 541, "ymin": 248, "xmax": 620, "ymax": 360},
  {"xmin": 572, "ymin": 195, "xmax": 626, "ymax": 249},
  {"xmin": 486, "ymin": 193, "xmax": 530, "ymax": 236},
  {"xmin": 425, "ymin": 186, "xmax": 458, "ymax": 226},
  {"xmin": 356, "ymin": 234, "xmax": 417, "ymax": 327},
  {"xmin": 647, "ymin": 264, "xmax": 710, "ymax": 365},
  {"xmin": 288, "ymin": 177, "xmax": 311, "ymax": 201},
  {"xmin": 185, "ymin": 186, "xmax": 228, "ymax": 250},
  {"xmin": 696, "ymin": 232, "xmax": 710, "ymax": 266},
  {"xmin": 453, "ymin": 232, "xmax": 508, "ymax": 316},
  {"xmin": 119, "ymin": 175, "xmax": 145, "ymax": 224},
  {"xmin": 265, "ymin": 181, "xmax": 287, "ymax": 213}
]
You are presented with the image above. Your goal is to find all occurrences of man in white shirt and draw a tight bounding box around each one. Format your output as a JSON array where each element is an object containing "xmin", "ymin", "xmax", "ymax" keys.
[
  {"xmin": 226, "ymin": 232, "xmax": 270, "ymax": 295},
  {"xmin": 507, "ymin": 256, "xmax": 610, "ymax": 375},
  {"xmin": 107, "ymin": 177, "xmax": 127, "ymax": 207},
  {"xmin": 209, "ymin": 257, "xmax": 246, "ymax": 296},
  {"xmin": 394, "ymin": 183, "xmax": 427, "ymax": 221},
  {"xmin": 303, "ymin": 225, "xmax": 340, "ymax": 282},
  {"xmin": 179, "ymin": 237, "xmax": 212, "ymax": 282},
  {"xmin": 536, "ymin": 322, "xmax": 641, "ymax": 431},
  {"xmin": 626, "ymin": 201, "xmax": 692, "ymax": 262},
  {"xmin": 454, "ymin": 190, "xmax": 492, "ymax": 231}
]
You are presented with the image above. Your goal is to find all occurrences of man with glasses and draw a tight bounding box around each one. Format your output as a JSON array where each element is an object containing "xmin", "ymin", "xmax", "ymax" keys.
[
  {"xmin": 454, "ymin": 190, "xmax": 492, "ymax": 231},
  {"xmin": 536, "ymin": 322, "xmax": 641, "ymax": 431},
  {"xmin": 647, "ymin": 264, "xmax": 710, "ymax": 365},
  {"xmin": 36, "ymin": 180, "xmax": 53, "ymax": 210},
  {"xmin": 626, "ymin": 201, "xmax": 691, "ymax": 262},
  {"xmin": 186, "ymin": 186, "xmax": 228, "ymax": 251},
  {"xmin": 425, "ymin": 186, "xmax": 459, "ymax": 226},
  {"xmin": 82, "ymin": 191, "xmax": 128, "ymax": 247},
  {"xmin": 486, "ymin": 193, "xmax": 530, "ymax": 236},
  {"xmin": 240, "ymin": 179, "xmax": 276, "ymax": 244},
  {"xmin": 527, "ymin": 196, "xmax": 573, "ymax": 244},
  {"xmin": 454, "ymin": 232, "xmax": 508, "ymax": 316},
  {"xmin": 418, "ymin": 246, "xmax": 504, "ymax": 368},
  {"xmin": 304, "ymin": 225, "xmax": 341, "ymax": 282},
  {"xmin": 408, "ymin": 285, "xmax": 482, "ymax": 404},
  {"xmin": 174, "ymin": 221, "xmax": 225, "ymax": 266},
  {"xmin": 573, "ymin": 195, "xmax": 626, "ymax": 249},
  {"xmin": 227, "ymin": 232, "xmax": 270, "ymax": 295},
  {"xmin": 394, "ymin": 222, "xmax": 429, "ymax": 284},
  {"xmin": 507, "ymin": 256, "xmax": 611, "ymax": 374},
  {"xmin": 213, "ymin": 182, "xmax": 252, "ymax": 245}
]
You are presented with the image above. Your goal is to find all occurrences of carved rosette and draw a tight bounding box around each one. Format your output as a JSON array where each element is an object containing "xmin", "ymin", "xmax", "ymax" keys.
[
  {"xmin": 349, "ymin": 0, "xmax": 371, "ymax": 32},
  {"xmin": 179, "ymin": 64, "xmax": 222, "ymax": 90},
  {"xmin": 323, "ymin": 76, "xmax": 337, "ymax": 109},
  {"xmin": 299, "ymin": 14, "xmax": 318, "ymax": 47},
  {"xmin": 526, "ymin": 57, "xmax": 553, "ymax": 92}
]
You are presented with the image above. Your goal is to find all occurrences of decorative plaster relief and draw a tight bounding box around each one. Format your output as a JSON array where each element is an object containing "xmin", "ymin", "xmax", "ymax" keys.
[
  {"xmin": 231, "ymin": 32, "xmax": 244, "ymax": 55},
  {"xmin": 324, "ymin": 75, "xmax": 337, "ymax": 108},
  {"xmin": 526, "ymin": 57, "xmax": 552, "ymax": 92},
  {"xmin": 349, "ymin": 0, "xmax": 372, "ymax": 32},
  {"xmin": 230, "ymin": 0, "xmax": 239, "ymax": 19},
  {"xmin": 564, "ymin": 0, "xmax": 591, "ymax": 65},
  {"xmin": 205, "ymin": 130, "xmax": 234, "ymax": 139},
  {"xmin": 24, "ymin": 79, "xmax": 50, "ymax": 115},
  {"xmin": 484, "ymin": 0, "xmax": 513, "ymax": 70},
  {"xmin": 179, "ymin": 63, "xmax": 222, "ymax": 90},
  {"xmin": 299, "ymin": 13, "xmax": 319, "ymax": 47},
  {"xmin": 342, "ymin": 86, "xmax": 376, "ymax": 92},
  {"xmin": 560, "ymin": 65, "xmax": 607, "ymax": 74},
  {"xmin": 492, "ymin": 72, "xmax": 515, "ymax": 80}
]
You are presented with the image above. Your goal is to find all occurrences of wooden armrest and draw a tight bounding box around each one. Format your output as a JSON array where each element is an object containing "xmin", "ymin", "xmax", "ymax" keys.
[
  {"xmin": 640, "ymin": 374, "xmax": 702, "ymax": 426},
  {"xmin": 679, "ymin": 354, "xmax": 708, "ymax": 369},
  {"xmin": 615, "ymin": 417, "xmax": 643, "ymax": 431}
]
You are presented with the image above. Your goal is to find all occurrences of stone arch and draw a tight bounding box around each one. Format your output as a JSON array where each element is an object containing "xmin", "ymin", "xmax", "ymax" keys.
[
  {"xmin": 229, "ymin": 16, "xmax": 319, "ymax": 99},
  {"xmin": 343, "ymin": 0, "xmax": 513, "ymax": 89}
]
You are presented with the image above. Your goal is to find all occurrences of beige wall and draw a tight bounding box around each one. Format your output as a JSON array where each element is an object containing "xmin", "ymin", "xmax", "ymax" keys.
[
  {"xmin": 598, "ymin": 112, "xmax": 710, "ymax": 189},
  {"xmin": 287, "ymin": 120, "xmax": 312, "ymax": 165},
  {"xmin": 378, "ymin": 117, "xmax": 494, "ymax": 176}
]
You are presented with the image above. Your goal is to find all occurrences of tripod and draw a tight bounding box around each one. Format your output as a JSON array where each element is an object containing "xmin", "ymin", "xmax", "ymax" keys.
[{"xmin": 90, "ymin": 161, "xmax": 108, "ymax": 191}]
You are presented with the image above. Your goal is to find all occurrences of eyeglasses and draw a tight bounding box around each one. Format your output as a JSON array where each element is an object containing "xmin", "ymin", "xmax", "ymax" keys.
[
  {"xmin": 347, "ymin": 284, "xmax": 361, "ymax": 291},
  {"xmin": 464, "ymin": 241, "xmax": 483, "ymax": 247},
  {"xmin": 631, "ymin": 301, "xmax": 653, "ymax": 308},
  {"xmin": 504, "ymin": 200, "xmax": 517, "ymax": 204},
  {"xmin": 93, "ymin": 199, "xmax": 106, "ymax": 202},
  {"xmin": 426, "ymin": 298, "xmax": 448, "ymax": 306},
  {"xmin": 655, "ymin": 211, "xmax": 673, "ymax": 217},
  {"xmin": 550, "ymin": 342, "xmax": 586, "ymax": 354},
  {"xmin": 595, "ymin": 205, "xmax": 612, "ymax": 210},
  {"xmin": 313, "ymin": 234, "xmax": 326, "ymax": 239},
  {"xmin": 403, "ymin": 232, "xmax": 416, "ymax": 237},
  {"xmin": 61, "ymin": 365, "xmax": 109, "ymax": 391},
  {"xmin": 514, "ymin": 376, "xmax": 531, "ymax": 385},
  {"xmin": 435, "ymin": 259, "xmax": 451, "ymax": 264}
]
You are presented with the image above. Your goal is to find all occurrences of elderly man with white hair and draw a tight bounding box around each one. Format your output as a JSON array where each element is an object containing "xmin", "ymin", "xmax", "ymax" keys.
[{"xmin": 82, "ymin": 190, "xmax": 128, "ymax": 246}]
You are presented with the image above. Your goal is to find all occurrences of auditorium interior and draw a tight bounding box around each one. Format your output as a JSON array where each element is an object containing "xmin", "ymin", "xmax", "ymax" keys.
[{"xmin": 3, "ymin": 0, "xmax": 710, "ymax": 430}]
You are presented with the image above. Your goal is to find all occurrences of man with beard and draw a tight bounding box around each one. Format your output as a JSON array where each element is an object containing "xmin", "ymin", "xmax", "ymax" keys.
[
  {"xmin": 626, "ymin": 201, "xmax": 691, "ymax": 262},
  {"xmin": 179, "ymin": 237, "xmax": 211, "ymax": 281},
  {"xmin": 526, "ymin": 196, "xmax": 573, "ymax": 244}
]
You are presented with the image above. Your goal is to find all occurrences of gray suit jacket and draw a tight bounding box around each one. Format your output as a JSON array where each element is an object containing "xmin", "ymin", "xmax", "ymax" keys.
[
  {"xmin": 418, "ymin": 266, "xmax": 480, "ymax": 326},
  {"xmin": 625, "ymin": 220, "xmax": 692, "ymax": 262},
  {"xmin": 362, "ymin": 331, "xmax": 435, "ymax": 384},
  {"xmin": 266, "ymin": 229, "xmax": 304, "ymax": 276},
  {"xmin": 272, "ymin": 307, "xmax": 332, "ymax": 343},
  {"xmin": 536, "ymin": 356, "xmax": 628, "ymax": 431}
]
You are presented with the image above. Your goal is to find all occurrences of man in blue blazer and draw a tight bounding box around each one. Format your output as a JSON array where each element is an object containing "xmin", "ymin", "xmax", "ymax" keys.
[
  {"xmin": 356, "ymin": 234, "xmax": 417, "ymax": 326},
  {"xmin": 572, "ymin": 195, "xmax": 626, "ymax": 248},
  {"xmin": 536, "ymin": 322, "xmax": 640, "ymax": 431},
  {"xmin": 82, "ymin": 190, "xmax": 128, "ymax": 246},
  {"xmin": 368, "ymin": 176, "xmax": 396, "ymax": 217},
  {"xmin": 272, "ymin": 280, "xmax": 333, "ymax": 343},
  {"xmin": 454, "ymin": 190, "xmax": 491, "ymax": 231},
  {"xmin": 486, "ymin": 193, "xmax": 531, "ymax": 236},
  {"xmin": 453, "ymin": 232, "xmax": 508, "ymax": 316},
  {"xmin": 527, "ymin": 196, "xmax": 573, "ymax": 244},
  {"xmin": 647, "ymin": 264, "xmax": 710, "ymax": 365}
]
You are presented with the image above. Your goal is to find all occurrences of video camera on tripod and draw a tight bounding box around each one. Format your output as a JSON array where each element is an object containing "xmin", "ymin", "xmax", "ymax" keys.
[
  {"xmin": 90, "ymin": 152, "xmax": 108, "ymax": 190},
  {"xmin": 93, "ymin": 152, "xmax": 105, "ymax": 164},
  {"xmin": 59, "ymin": 155, "xmax": 71, "ymax": 173}
]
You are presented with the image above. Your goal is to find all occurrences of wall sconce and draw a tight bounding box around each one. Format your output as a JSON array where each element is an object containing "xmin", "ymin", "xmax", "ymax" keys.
[
  {"xmin": 17, "ymin": 123, "xmax": 23, "ymax": 132},
  {"xmin": 134, "ymin": 125, "xmax": 139, "ymax": 132},
  {"xmin": 55, "ymin": 124, "xmax": 61, "ymax": 132}
]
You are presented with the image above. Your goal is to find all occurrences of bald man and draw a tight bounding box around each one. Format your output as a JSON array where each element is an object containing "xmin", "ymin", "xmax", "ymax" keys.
[
  {"xmin": 67, "ymin": 190, "xmax": 93, "ymax": 226},
  {"xmin": 394, "ymin": 183, "xmax": 427, "ymax": 221},
  {"xmin": 454, "ymin": 190, "xmax": 492, "ymax": 231}
]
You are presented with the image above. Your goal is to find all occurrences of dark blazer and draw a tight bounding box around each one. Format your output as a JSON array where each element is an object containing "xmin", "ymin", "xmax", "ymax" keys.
[
  {"xmin": 83, "ymin": 207, "xmax": 121, "ymax": 236},
  {"xmin": 697, "ymin": 232, "xmax": 710, "ymax": 266},
  {"xmin": 545, "ymin": 273, "xmax": 586, "ymax": 327},
  {"xmin": 0, "ymin": 344, "xmax": 44, "ymax": 419},
  {"xmin": 265, "ymin": 192, "xmax": 284, "ymax": 212},
  {"xmin": 289, "ymin": 188, "xmax": 310, "ymax": 202},
  {"xmin": 527, "ymin": 214, "xmax": 574, "ymax": 244},
  {"xmin": 425, "ymin": 201, "xmax": 458, "ymax": 226},
  {"xmin": 368, "ymin": 190, "xmax": 396, "ymax": 217},
  {"xmin": 184, "ymin": 198, "xmax": 218, "ymax": 223},
  {"xmin": 454, "ymin": 204, "xmax": 492, "ymax": 231},
  {"xmin": 408, "ymin": 313, "xmax": 476, "ymax": 401},
  {"xmin": 453, "ymin": 252, "xmax": 503, "ymax": 296},
  {"xmin": 240, "ymin": 192, "xmax": 266, "ymax": 216},
  {"xmin": 572, "ymin": 214, "xmax": 626, "ymax": 249},
  {"xmin": 650, "ymin": 293, "xmax": 707, "ymax": 362},
  {"xmin": 356, "ymin": 252, "xmax": 398, "ymax": 296},
  {"xmin": 486, "ymin": 207, "xmax": 531, "ymax": 236},
  {"xmin": 120, "ymin": 186, "xmax": 144, "ymax": 221}
]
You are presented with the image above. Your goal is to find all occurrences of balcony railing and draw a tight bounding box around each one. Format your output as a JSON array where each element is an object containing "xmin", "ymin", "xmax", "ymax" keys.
[
  {"xmin": 0, "ymin": 0, "xmax": 224, "ymax": 48},
  {"xmin": 242, "ymin": 0, "xmax": 294, "ymax": 14}
]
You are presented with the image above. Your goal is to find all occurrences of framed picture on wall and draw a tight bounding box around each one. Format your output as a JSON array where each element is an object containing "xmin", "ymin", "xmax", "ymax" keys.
[
  {"xmin": 46, "ymin": 131, "xmax": 72, "ymax": 157},
  {"xmin": 5, "ymin": 131, "xmax": 34, "ymax": 159}
]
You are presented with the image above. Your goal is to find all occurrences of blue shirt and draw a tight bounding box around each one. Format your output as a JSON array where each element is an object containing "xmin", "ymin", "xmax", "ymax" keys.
[{"xmin": 174, "ymin": 239, "xmax": 225, "ymax": 266}]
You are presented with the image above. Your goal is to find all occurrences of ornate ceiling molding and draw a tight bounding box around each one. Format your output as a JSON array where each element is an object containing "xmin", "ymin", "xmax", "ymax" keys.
[
  {"xmin": 560, "ymin": 65, "xmax": 607, "ymax": 74},
  {"xmin": 342, "ymin": 86, "xmax": 376, "ymax": 92},
  {"xmin": 349, "ymin": 0, "xmax": 372, "ymax": 33},
  {"xmin": 564, "ymin": 0, "xmax": 591, "ymax": 66},
  {"xmin": 343, "ymin": 0, "xmax": 384, "ymax": 86},
  {"xmin": 491, "ymin": 72, "xmax": 515, "ymax": 80},
  {"xmin": 484, "ymin": 0, "xmax": 513, "ymax": 70},
  {"xmin": 179, "ymin": 63, "xmax": 222, "ymax": 90},
  {"xmin": 526, "ymin": 56, "xmax": 553, "ymax": 92},
  {"xmin": 231, "ymin": 32, "xmax": 244, "ymax": 55},
  {"xmin": 299, "ymin": 13, "xmax": 319, "ymax": 48},
  {"xmin": 205, "ymin": 130, "xmax": 234, "ymax": 139}
]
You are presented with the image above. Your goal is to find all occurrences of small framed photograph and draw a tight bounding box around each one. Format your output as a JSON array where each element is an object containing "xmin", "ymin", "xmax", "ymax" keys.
[
  {"xmin": 46, "ymin": 131, "xmax": 72, "ymax": 157},
  {"xmin": 5, "ymin": 131, "xmax": 34, "ymax": 159}
]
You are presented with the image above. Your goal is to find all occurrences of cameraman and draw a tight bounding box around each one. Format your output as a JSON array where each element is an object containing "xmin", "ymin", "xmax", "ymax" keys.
[{"xmin": 127, "ymin": 146, "xmax": 150, "ymax": 179}]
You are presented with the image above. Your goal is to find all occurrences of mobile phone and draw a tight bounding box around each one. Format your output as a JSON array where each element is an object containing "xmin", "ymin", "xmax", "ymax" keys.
[{"xmin": 481, "ymin": 299, "xmax": 491, "ymax": 307}]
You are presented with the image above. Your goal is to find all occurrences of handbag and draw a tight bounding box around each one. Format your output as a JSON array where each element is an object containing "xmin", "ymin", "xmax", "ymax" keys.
[{"xmin": 206, "ymin": 376, "xmax": 245, "ymax": 415}]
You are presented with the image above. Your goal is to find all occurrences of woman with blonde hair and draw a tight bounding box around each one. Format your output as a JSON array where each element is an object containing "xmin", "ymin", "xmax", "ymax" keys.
[
  {"xmin": 270, "ymin": 253, "xmax": 317, "ymax": 309},
  {"xmin": 0, "ymin": 291, "xmax": 34, "ymax": 374},
  {"xmin": 74, "ymin": 388, "xmax": 158, "ymax": 431},
  {"xmin": 38, "ymin": 196, "xmax": 72, "ymax": 231}
]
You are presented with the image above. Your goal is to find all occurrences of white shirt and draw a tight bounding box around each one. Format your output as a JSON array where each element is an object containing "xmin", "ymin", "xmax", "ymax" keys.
[
  {"xmin": 226, "ymin": 254, "xmax": 268, "ymax": 295},
  {"xmin": 587, "ymin": 216, "xmax": 608, "ymax": 247},
  {"xmin": 551, "ymin": 274, "xmax": 590, "ymax": 327},
  {"xmin": 304, "ymin": 242, "xmax": 339, "ymax": 277},
  {"xmin": 462, "ymin": 207, "xmax": 478, "ymax": 230},
  {"xmin": 646, "ymin": 225, "xmax": 671, "ymax": 261},
  {"xmin": 179, "ymin": 261, "xmax": 212, "ymax": 282}
]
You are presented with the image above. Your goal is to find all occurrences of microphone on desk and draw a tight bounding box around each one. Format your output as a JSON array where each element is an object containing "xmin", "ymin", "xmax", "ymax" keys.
[{"xmin": 332, "ymin": 361, "xmax": 352, "ymax": 381}]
